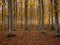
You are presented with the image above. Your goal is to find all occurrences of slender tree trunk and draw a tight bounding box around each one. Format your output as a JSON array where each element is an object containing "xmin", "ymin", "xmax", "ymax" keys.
[
  {"xmin": 48, "ymin": 1, "xmax": 51, "ymax": 29},
  {"xmin": 30, "ymin": 5, "xmax": 33, "ymax": 26},
  {"xmin": 41, "ymin": 0, "xmax": 45, "ymax": 32},
  {"xmin": 20, "ymin": 2, "xmax": 22, "ymax": 28},
  {"xmin": 24, "ymin": 0, "xmax": 28, "ymax": 30},
  {"xmin": 38, "ymin": 0, "xmax": 41, "ymax": 29},
  {"xmin": 49, "ymin": 7, "xmax": 50, "ymax": 29},
  {"xmin": 54, "ymin": 0, "xmax": 60, "ymax": 36},
  {"xmin": 8, "ymin": 0, "xmax": 9, "ymax": 30},
  {"xmin": 13, "ymin": 0, "xmax": 17, "ymax": 30},
  {"xmin": 15, "ymin": 0, "xmax": 17, "ymax": 29},
  {"xmin": 8, "ymin": 0, "xmax": 14, "ymax": 37},
  {"xmin": 2, "ymin": 0, "xmax": 5, "ymax": 30},
  {"xmin": 13, "ymin": 0, "xmax": 16, "ymax": 30},
  {"xmin": 51, "ymin": 0, "xmax": 54, "ymax": 30}
]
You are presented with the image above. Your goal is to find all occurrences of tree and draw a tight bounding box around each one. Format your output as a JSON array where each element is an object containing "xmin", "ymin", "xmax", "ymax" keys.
[
  {"xmin": 37, "ymin": 0, "xmax": 41, "ymax": 30},
  {"xmin": 24, "ymin": 0, "xmax": 28, "ymax": 30},
  {"xmin": 54, "ymin": 0, "xmax": 60, "ymax": 36},
  {"xmin": 51, "ymin": 0, "xmax": 54, "ymax": 30},
  {"xmin": 8, "ymin": 0, "xmax": 15, "ymax": 37},
  {"xmin": 13, "ymin": 0, "xmax": 17, "ymax": 30},
  {"xmin": 48, "ymin": 0, "xmax": 51, "ymax": 29},
  {"xmin": 15, "ymin": 0, "xmax": 17, "ymax": 29},
  {"xmin": 30, "ymin": 3, "xmax": 33, "ymax": 26},
  {"xmin": 20, "ymin": 2, "xmax": 23, "ymax": 28},
  {"xmin": 13, "ymin": 0, "xmax": 17, "ymax": 31},
  {"xmin": 2, "ymin": 0, "xmax": 5, "ymax": 30},
  {"xmin": 41, "ymin": 0, "xmax": 45, "ymax": 33}
]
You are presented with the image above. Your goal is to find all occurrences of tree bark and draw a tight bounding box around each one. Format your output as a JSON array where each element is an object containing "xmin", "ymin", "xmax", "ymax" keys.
[
  {"xmin": 41, "ymin": 0, "xmax": 45, "ymax": 32},
  {"xmin": 51, "ymin": 0, "xmax": 54, "ymax": 30},
  {"xmin": 8, "ymin": 0, "xmax": 14, "ymax": 36},
  {"xmin": 24, "ymin": 0, "xmax": 28, "ymax": 30},
  {"xmin": 54, "ymin": 0, "xmax": 60, "ymax": 35},
  {"xmin": 20, "ymin": 2, "xmax": 22, "ymax": 28},
  {"xmin": 49, "ymin": 2, "xmax": 51, "ymax": 29},
  {"xmin": 38, "ymin": 0, "xmax": 41, "ymax": 29},
  {"xmin": 13, "ymin": 0, "xmax": 17, "ymax": 30},
  {"xmin": 2, "ymin": 0, "xmax": 5, "ymax": 29}
]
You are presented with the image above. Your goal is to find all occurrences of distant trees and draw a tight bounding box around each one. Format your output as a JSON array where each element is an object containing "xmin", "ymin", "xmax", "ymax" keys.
[
  {"xmin": 30, "ymin": 2, "xmax": 34, "ymax": 26},
  {"xmin": 30, "ymin": 4, "xmax": 33, "ymax": 26}
]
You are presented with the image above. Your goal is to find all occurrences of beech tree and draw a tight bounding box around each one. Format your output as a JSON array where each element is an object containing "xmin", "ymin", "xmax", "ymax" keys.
[
  {"xmin": 8, "ymin": 0, "xmax": 14, "ymax": 37},
  {"xmin": 37, "ymin": 0, "xmax": 41, "ymax": 30},
  {"xmin": 24, "ymin": 0, "xmax": 28, "ymax": 30},
  {"xmin": 48, "ymin": 0, "xmax": 51, "ymax": 29},
  {"xmin": 20, "ymin": 1, "xmax": 23, "ymax": 28},
  {"xmin": 54, "ymin": 0, "xmax": 60, "ymax": 36},
  {"xmin": 41, "ymin": 0, "xmax": 45, "ymax": 33},
  {"xmin": 2, "ymin": 0, "xmax": 5, "ymax": 30},
  {"xmin": 51, "ymin": 0, "xmax": 54, "ymax": 30}
]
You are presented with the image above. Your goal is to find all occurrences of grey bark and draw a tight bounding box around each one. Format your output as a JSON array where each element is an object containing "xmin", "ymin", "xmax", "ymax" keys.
[
  {"xmin": 8, "ymin": 0, "xmax": 13, "ymax": 35},
  {"xmin": 2, "ymin": 0, "xmax": 5, "ymax": 29},
  {"xmin": 24, "ymin": 0, "xmax": 28, "ymax": 29},
  {"xmin": 54, "ymin": 0, "xmax": 60, "ymax": 35},
  {"xmin": 41, "ymin": 0, "xmax": 44, "ymax": 32},
  {"xmin": 38, "ymin": 0, "xmax": 41, "ymax": 29}
]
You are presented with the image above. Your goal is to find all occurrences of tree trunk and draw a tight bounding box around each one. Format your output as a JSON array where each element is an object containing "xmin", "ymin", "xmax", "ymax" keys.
[
  {"xmin": 20, "ymin": 2, "xmax": 22, "ymax": 28},
  {"xmin": 13, "ymin": 0, "xmax": 16, "ymax": 30},
  {"xmin": 15, "ymin": 0, "xmax": 17, "ymax": 29},
  {"xmin": 24, "ymin": 0, "xmax": 28, "ymax": 30},
  {"xmin": 41, "ymin": 0, "xmax": 45, "ymax": 32},
  {"xmin": 2, "ymin": 0, "xmax": 5, "ymax": 30},
  {"xmin": 49, "ymin": 2, "xmax": 51, "ymax": 29},
  {"xmin": 54, "ymin": 0, "xmax": 60, "ymax": 36},
  {"xmin": 38, "ymin": 0, "xmax": 41, "ymax": 29},
  {"xmin": 30, "ymin": 5, "xmax": 33, "ymax": 26},
  {"xmin": 8, "ymin": 0, "xmax": 14, "ymax": 37},
  {"xmin": 51, "ymin": 0, "xmax": 54, "ymax": 30}
]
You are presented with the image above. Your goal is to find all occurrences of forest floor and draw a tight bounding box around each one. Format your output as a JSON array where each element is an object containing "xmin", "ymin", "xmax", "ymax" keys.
[{"xmin": 0, "ymin": 25, "xmax": 60, "ymax": 45}]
